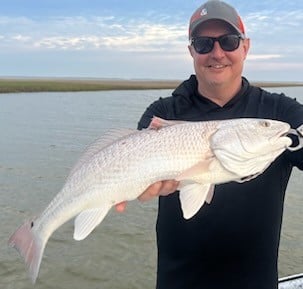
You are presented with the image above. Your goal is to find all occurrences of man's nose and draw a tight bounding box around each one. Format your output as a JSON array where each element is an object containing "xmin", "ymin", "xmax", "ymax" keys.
[{"xmin": 210, "ymin": 41, "xmax": 225, "ymax": 58}]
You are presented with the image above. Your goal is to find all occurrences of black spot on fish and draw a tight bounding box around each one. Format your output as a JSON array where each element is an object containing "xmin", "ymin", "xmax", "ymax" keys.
[{"xmin": 31, "ymin": 221, "xmax": 34, "ymax": 228}]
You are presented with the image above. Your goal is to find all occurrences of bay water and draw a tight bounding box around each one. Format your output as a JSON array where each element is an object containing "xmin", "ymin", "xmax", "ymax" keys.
[{"xmin": 0, "ymin": 87, "xmax": 302, "ymax": 289}]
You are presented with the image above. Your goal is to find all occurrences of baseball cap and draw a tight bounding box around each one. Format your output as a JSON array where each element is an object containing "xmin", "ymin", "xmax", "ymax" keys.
[{"xmin": 189, "ymin": 0, "xmax": 245, "ymax": 39}]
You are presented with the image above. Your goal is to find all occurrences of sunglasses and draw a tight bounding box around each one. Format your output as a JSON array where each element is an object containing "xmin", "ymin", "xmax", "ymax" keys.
[{"xmin": 191, "ymin": 34, "xmax": 244, "ymax": 54}]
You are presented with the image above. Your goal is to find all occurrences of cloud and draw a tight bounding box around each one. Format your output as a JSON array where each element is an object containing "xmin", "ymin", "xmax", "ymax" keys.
[
  {"xmin": 0, "ymin": 15, "xmax": 187, "ymax": 53},
  {"xmin": 244, "ymin": 9, "xmax": 303, "ymax": 37},
  {"xmin": 0, "ymin": 4, "xmax": 302, "ymax": 81},
  {"xmin": 247, "ymin": 54, "xmax": 281, "ymax": 60},
  {"xmin": 11, "ymin": 34, "xmax": 31, "ymax": 41},
  {"xmin": 1, "ymin": 7, "xmax": 302, "ymax": 55}
]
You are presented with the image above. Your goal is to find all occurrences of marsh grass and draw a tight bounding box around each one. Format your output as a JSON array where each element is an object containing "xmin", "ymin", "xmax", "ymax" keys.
[
  {"xmin": 0, "ymin": 79, "xmax": 181, "ymax": 93},
  {"xmin": 0, "ymin": 78, "xmax": 302, "ymax": 93}
]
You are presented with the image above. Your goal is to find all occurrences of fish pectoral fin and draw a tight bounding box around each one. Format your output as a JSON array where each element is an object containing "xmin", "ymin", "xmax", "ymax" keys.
[
  {"xmin": 74, "ymin": 206, "xmax": 111, "ymax": 241},
  {"xmin": 175, "ymin": 158, "xmax": 215, "ymax": 182},
  {"xmin": 179, "ymin": 183, "xmax": 214, "ymax": 219}
]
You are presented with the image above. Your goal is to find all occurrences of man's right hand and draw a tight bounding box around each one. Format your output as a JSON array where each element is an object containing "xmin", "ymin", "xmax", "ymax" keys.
[{"xmin": 115, "ymin": 180, "xmax": 179, "ymax": 212}]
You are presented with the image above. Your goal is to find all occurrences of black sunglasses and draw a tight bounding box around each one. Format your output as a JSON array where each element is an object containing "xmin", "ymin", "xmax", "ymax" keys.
[{"xmin": 191, "ymin": 34, "xmax": 244, "ymax": 54}]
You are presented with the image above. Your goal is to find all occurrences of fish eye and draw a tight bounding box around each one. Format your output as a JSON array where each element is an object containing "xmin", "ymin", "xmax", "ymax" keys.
[{"xmin": 260, "ymin": 120, "xmax": 271, "ymax": 128}]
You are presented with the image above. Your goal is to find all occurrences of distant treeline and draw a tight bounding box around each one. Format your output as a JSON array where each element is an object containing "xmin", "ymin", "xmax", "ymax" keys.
[{"xmin": 0, "ymin": 78, "xmax": 303, "ymax": 93}]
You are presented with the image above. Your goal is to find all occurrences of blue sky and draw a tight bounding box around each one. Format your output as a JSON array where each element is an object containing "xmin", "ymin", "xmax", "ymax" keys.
[{"xmin": 0, "ymin": 0, "xmax": 302, "ymax": 81}]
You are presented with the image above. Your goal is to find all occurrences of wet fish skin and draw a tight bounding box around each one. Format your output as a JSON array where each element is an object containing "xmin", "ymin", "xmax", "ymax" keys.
[{"xmin": 8, "ymin": 117, "xmax": 292, "ymax": 283}]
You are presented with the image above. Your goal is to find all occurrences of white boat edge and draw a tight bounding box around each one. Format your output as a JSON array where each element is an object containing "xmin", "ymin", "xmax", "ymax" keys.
[{"xmin": 279, "ymin": 273, "xmax": 303, "ymax": 289}]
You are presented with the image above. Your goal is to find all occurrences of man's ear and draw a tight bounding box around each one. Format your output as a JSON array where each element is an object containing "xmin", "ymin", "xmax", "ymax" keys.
[
  {"xmin": 188, "ymin": 45, "xmax": 194, "ymax": 57},
  {"xmin": 242, "ymin": 38, "xmax": 250, "ymax": 60}
]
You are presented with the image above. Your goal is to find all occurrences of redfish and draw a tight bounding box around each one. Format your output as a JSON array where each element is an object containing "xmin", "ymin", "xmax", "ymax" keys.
[{"xmin": 8, "ymin": 117, "xmax": 293, "ymax": 283}]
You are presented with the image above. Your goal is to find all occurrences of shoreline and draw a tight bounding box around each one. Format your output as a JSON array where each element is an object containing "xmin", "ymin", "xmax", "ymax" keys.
[{"xmin": 1, "ymin": 78, "xmax": 303, "ymax": 93}]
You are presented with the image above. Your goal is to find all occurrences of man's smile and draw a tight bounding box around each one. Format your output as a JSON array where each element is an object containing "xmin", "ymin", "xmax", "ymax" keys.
[{"xmin": 207, "ymin": 64, "xmax": 228, "ymax": 69}]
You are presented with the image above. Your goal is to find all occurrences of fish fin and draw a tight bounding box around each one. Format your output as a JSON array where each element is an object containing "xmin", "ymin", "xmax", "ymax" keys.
[
  {"xmin": 148, "ymin": 116, "xmax": 188, "ymax": 130},
  {"xmin": 8, "ymin": 220, "xmax": 47, "ymax": 284},
  {"xmin": 175, "ymin": 158, "xmax": 214, "ymax": 182},
  {"xmin": 205, "ymin": 187, "xmax": 215, "ymax": 204},
  {"xmin": 179, "ymin": 183, "xmax": 214, "ymax": 219},
  {"xmin": 74, "ymin": 207, "xmax": 111, "ymax": 241},
  {"xmin": 67, "ymin": 128, "xmax": 137, "ymax": 179}
]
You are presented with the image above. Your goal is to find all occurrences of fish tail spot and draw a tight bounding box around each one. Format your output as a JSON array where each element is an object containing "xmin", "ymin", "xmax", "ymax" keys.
[{"xmin": 8, "ymin": 220, "xmax": 46, "ymax": 283}]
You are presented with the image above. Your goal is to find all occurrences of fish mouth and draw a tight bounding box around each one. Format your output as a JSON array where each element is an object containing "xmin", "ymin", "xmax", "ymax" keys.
[
  {"xmin": 272, "ymin": 126, "xmax": 291, "ymax": 140},
  {"xmin": 267, "ymin": 126, "xmax": 293, "ymax": 150}
]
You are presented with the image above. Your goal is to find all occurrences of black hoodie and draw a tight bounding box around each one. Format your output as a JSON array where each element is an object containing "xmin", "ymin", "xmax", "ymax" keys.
[{"xmin": 137, "ymin": 75, "xmax": 303, "ymax": 289}]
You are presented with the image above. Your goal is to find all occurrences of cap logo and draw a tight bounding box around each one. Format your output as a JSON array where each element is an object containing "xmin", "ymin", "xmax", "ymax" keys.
[{"xmin": 200, "ymin": 8, "xmax": 207, "ymax": 16}]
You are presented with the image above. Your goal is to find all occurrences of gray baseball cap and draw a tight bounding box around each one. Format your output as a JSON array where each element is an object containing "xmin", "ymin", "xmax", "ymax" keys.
[{"xmin": 189, "ymin": 0, "xmax": 245, "ymax": 39}]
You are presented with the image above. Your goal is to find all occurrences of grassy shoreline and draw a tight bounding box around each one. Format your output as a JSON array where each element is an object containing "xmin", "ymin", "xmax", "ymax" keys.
[{"xmin": 1, "ymin": 78, "xmax": 303, "ymax": 93}]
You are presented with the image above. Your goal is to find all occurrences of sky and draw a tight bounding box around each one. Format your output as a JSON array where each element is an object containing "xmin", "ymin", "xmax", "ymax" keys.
[{"xmin": 0, "ymin": 0, "xmax": 302, "ymax": 81}]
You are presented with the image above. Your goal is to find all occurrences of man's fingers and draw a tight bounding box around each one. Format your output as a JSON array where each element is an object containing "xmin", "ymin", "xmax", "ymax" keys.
[
  {"xmin": 138, "ymin": 180, "xmax": 179, "ymax": 202},
  {"xmin": 115, "ymin": 180, "xmax": 180, "ymax": 211},
  {"xmin": 138, "ymin": 181, "xmax": 163, "ymax": 201},
  {"xmin": 115, "ymin": 201, "xmax": 127, "ymax": 212},
  {"xmin": 159, "ymin": 180, "xmax": 179, "ymax": 196}
]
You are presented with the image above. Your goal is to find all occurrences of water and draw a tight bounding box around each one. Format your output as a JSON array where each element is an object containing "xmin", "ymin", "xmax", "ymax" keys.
[{"xmin": 0, "ymin": 87, "xmax": 302, "ymax": 288}]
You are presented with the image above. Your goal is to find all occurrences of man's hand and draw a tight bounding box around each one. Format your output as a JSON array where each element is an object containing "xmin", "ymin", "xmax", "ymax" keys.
[{"xmin": 115, "ymin": 180, "xmax": 179, "ymax": 212}]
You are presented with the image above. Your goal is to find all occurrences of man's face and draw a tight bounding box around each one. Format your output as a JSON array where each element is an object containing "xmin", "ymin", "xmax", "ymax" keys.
[{"xmin": 188, "ymin": 19, "xmax": 250, "ymax": 88}]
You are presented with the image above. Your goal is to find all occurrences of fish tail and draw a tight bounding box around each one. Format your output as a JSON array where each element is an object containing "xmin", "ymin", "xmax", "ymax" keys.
[{"xmin": 8, "ymin": 220, "xmax": 47, "ymax": 284}]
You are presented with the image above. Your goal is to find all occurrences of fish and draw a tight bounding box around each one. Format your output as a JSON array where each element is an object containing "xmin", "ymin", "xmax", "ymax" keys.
[{"xmin": 8, "ymin": 117, "xmax": 293, "ymax": 283}]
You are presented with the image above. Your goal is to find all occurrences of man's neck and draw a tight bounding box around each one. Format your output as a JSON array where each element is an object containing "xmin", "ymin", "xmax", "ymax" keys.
[{"xmin": 197, "ymin": 80, "xmax": 242, "ymax": 107}]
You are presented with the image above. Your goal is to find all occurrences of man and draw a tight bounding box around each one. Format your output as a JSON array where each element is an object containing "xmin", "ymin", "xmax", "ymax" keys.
[{"xmin": 117, "ymin": 1, "xmax": 303, "ymax": 288}]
